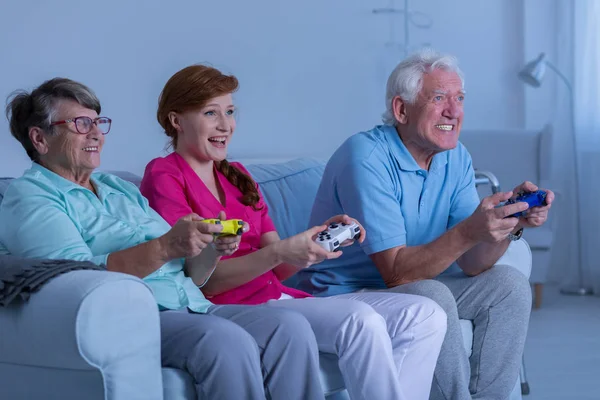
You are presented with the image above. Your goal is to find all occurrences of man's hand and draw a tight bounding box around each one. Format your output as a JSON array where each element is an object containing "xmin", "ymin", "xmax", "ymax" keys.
[
  {"xmin": 459, "ymin": 191, "xmax": 529, "ymax": 243},
  {"xmin": 510, "ymin": 181, "xmax": 555, "ymax": 228}
]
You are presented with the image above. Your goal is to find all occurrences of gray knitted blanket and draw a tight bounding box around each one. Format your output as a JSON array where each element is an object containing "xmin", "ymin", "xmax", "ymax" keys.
[{"xmin": 0, "ymin": 255, "xmax": 104, "ymax": 306}]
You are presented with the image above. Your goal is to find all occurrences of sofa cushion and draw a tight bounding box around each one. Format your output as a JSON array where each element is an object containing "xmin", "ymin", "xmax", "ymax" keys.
[
  {"xmin": 0, "ymin": 178, "xmax": 13, "ymax": 204},
  {"xmin": 460, "ymin": 319, "xmax": 474, "ymax": 356},
  {"xmin": 102, "ymin": 170, "xmax": 143, "ymax": 187},
  {"xmin": 246, "ymin": 158, "xmax": 326, "ymax": 240},
  {"xmin": 161, "ymin": 353, "xmax": 346, "ymax": 399},
  {"xmin": 163, "ymin": 367, "xmax": 195, "ymax": 400}
]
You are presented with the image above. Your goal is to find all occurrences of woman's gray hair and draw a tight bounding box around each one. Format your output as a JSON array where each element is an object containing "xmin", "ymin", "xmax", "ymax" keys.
[
  {"xmin": 5, "ymin": 78, "xmax": 101, "ymax": 161},
  {"xmin": 382, "ymin": 48, "xmax": 465, "ymax": 125}
]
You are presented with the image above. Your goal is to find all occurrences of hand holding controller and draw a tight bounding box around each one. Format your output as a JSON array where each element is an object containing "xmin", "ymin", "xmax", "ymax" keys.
[
  {"xmin": 505, "ymin": 190, "xmax": 547, "ymax": 218},
  {"xmin": 201, "ymin": 219, "xmax": 246, "ymax": 236},
  {"xmin": 314, "ymin": 221, "xmax": 362, "ymax": 252}
]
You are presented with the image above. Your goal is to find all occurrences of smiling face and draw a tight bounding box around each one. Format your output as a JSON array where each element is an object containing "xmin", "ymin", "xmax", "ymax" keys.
[
  {"xmin": 32, "ymin": 99, "xmax": 104, "ymax": 178},
  {"xmin": 170, "ymin": 93, "xmax": 236, "ymax": 163},
  {"xmin": 394, "ymin": 68, "xmax": 465, "ymax": 163}
]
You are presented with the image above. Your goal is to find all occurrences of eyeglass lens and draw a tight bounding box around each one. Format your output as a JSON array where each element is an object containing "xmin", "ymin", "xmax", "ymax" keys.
[{"xmin": 75, "ymin": 117, "xmax": 111, "ymax": 134}]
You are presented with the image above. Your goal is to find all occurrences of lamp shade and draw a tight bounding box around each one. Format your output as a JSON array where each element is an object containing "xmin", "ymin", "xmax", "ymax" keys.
[{"xmin": 519, "ymin": 53, "xmax": 547, "ymax": 87}]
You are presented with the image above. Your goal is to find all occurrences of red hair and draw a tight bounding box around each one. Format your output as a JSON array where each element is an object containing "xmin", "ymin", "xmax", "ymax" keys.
[{"xmin": 157, "ymin": 65, "xmax": 261, "ymax": 209}]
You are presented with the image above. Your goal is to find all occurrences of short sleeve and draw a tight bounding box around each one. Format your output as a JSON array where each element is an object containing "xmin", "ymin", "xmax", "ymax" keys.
[
  {"xmin": 447, "ymin": 153, "xmax": 480, "ymax": 229},
  {"xmin": 336, "ymin": 160, "xmax": 406, "ymax": 255},
  {"xmin": 0, "ymin": 180, "xmax": 108, "ymax": 266},
  {"xmin": 141, "ymin": 159, "xmax": 194, "ymax": 226}
]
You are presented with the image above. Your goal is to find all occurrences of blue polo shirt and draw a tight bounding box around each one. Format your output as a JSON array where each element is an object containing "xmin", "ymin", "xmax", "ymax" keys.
[
  {"xmin": 0, "ymin": 163, "xmax": 213, "ymax": 313},
  {"xmin": 288, "ymin": 124, "xmax": 480, "ymax": 296}
]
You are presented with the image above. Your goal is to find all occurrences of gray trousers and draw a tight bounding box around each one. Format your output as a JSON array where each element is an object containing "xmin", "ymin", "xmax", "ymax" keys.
[
  {"xmin": 160, "ymin": 304, "xmax": 325, "ymax": 400},
  {"xmin": 372, "ymin": 265, "xmax": 531, "ymax": 400}
]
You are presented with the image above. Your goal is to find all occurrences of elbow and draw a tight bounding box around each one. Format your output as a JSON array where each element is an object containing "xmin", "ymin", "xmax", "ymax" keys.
[
  {"xmin": 461, "ymin": 263, "xmax": 493, "ymax": 277},
  {"xmin": 383, "ymin": 275, "xmax": 426, "ymax": 288},
  {"xmin": 382, "ymin": 255, "xmax": 437, "ymax": 286},
  {"xmin": 198, "ymin": 282, "xmax": 220, "ymax": 297},
  {"xmin": 199, "ymin": 287, "xmax": 218, "ymax": 298},
  {"xmin": 383, "ymin": 275, "xmax": 407, "ymax": 288},
  {"xmin": 198, "ymin": 278, "xmax": 232, "ymax": 297},
  {"xmin": 457, "ymin": 255, "xmax": 485, "ymax": 277},
  {"xmin": 382, "ymin": 270, "xmax": 422, "ymax": 288},
  {"xmin": 372, "ymin": 246, "xmax": 433, "ymax": 288},
  {"xmin": 378, "ymin": 254, "xmax": 423, "ymax": 287}
]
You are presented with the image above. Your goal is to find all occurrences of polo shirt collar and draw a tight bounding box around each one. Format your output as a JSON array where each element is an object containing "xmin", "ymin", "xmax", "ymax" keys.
[
  {"xmin": 92, "ymin": 174, "xmax": 127, "ymax": 199},
  {"xmin": 30, "ymin": 162, "xmax": 122, "ymax": 198},
  {"xmin": 383, "ymin": 124, "xmax": 448, "ymax": 174}
]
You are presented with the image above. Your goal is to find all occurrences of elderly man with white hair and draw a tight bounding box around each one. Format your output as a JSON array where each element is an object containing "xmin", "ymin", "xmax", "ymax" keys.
[{"xmin": 289, "ymin": 48, "xmax": 554, "ymax": 399}]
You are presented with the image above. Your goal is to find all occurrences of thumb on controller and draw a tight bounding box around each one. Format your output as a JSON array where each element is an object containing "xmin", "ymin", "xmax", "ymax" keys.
[{"xmin": 307, "ymin": 225, "xmax": 328, "ymax": 240}]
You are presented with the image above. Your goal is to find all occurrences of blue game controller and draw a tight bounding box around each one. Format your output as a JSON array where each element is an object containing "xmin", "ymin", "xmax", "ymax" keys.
[{"xmin": 505, "ymin": 190, "xmax": 548, "ymax": 218}]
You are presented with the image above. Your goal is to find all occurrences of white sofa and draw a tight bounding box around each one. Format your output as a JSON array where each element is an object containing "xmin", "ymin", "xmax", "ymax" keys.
[{"xmin": 0, "ymin": 157, "xmax": 531, "ymax": 399}]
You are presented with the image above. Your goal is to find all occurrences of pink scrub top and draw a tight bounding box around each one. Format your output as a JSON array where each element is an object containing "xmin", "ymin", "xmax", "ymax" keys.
[{"xmin": 140, "ymin": 152, "xmax": 311, "ymax": 305}]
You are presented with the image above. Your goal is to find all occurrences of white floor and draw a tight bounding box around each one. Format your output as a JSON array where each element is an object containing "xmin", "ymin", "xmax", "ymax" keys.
[{"xmin": 523, "ymin": 284, "xmax": 600, "ymax": 400}]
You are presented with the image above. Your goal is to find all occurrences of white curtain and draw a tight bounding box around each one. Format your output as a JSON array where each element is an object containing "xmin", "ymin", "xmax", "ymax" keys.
[
  {"xmin": 546, "ymin": 1, "xmax": 600, "ymax": 293},
  {"xmin": 544, "ymin": 2, "xmax": 580, "ymax": 290},
  {"xmin": 572, "ymin": 1, "xmax": 600, "ymax": 293}
]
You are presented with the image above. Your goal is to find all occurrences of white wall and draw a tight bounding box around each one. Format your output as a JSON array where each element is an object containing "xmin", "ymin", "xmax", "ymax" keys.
[{"xmin": 1, "ymin": 0, "xmax": 527, "ymax": 177}]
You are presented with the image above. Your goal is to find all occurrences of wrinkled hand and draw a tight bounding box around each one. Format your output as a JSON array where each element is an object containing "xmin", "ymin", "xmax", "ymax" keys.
[
  {"xmin": 159, "ymin": 213, "xmax": 223, "ymax": 260},
  {"xmin": 275, "ymin": 225, "xmax": 343, "ymax": 269},
  {"xmin": 460, "ymin": 191, "xmax": 528, "ymax": 243},
  {"xmin": 323, "ymin": 214, "xmax": 366, "ymax": 247},
  {"xmin": 212, "ymin": 211, "xmax": 250, "ymax": 256},
  {"xmin": 510, "ymin": 181, "xmax": 554, "ymax": 228}
]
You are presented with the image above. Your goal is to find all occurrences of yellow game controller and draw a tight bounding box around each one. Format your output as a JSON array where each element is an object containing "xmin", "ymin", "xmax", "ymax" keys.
[{"xmin": 202, "ymin": 219, "xmax": 245, "ymax": 236}]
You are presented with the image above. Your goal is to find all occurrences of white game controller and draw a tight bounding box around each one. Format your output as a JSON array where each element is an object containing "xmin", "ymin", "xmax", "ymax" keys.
[{"xmin": 315, "ymin": 221, "xmax": 362, "ymax": 252}]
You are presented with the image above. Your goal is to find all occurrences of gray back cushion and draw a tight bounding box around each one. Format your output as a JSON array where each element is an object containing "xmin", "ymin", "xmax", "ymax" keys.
[
  {"xmin": 102, "ymin": 170, "xmax": 143, "ymax": 188},
  {"xmin": 246, "ymin": 158, "xmax": 326, "ymax": 240}
]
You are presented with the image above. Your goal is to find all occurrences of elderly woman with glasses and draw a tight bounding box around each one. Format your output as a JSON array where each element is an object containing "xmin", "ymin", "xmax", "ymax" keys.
[{"xmin": 0, "ymin": 78, "xmax": 327, "ymax": 399}]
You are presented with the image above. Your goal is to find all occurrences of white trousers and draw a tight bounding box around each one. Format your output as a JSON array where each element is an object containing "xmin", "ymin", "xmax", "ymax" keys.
[{"xmin": 267, "ymin": 292, "xmax": 447, "ymax": 400}]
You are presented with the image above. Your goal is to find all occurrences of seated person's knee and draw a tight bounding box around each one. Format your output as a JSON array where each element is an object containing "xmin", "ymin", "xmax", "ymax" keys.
[
  {"xmin": 487, "ymin": 265, "xmax": 532, "ymax": 306},
  {"xmin": 345, "ymin": 300, "xmax": 386, "ymax": 327},
  {"xmin": 419, "ymin": 297, "xmax": 448, "ymax": 333},
  {"xmin": 412, "ymin": 280, "xmax": 458, "ymax": 316},
  {"xmin": 265, "ymin": 307, "xmax": 318, "ymax": 349},
  {"xmin": 187, "ymin": 318, "xmax": 258, "ymax": 374}
]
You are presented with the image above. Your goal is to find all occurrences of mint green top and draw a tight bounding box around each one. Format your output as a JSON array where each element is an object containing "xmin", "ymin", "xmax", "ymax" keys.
[{"xmin": 0, "ymin": 163, "xmax": 212, "ymax": 313}]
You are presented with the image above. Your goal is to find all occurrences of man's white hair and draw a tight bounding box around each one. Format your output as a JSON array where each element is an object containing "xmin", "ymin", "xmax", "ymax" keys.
[{"xmin": 382, "ymin": 48, "xmax": 465, "ymax": 125}]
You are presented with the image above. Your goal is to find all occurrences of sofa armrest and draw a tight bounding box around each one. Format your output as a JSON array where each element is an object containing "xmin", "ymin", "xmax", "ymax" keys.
[
  {"xmin": 0, "ymin": 269, "xmax": 163, "ymax": 396},
  {"xmin": 475, "ymin": 170, "xmax": 502, "ymax": 193},
  {"xmin": 494, "ymin": 239, "xmax": 532, "ymax": 279}
]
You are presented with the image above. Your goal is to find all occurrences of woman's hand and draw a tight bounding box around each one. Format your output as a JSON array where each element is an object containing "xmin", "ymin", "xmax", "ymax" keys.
[
  {"xmin": 213, "ymin": 235, "xmax": 241, "ymax": 256},
  {"xmin": 158, "ymin": 213, "xmax": 223, "ymax": 261},
  {"xmin": 322, "ymin": 214, "xmax": 366, "ymax": 247},
  {"xmin": 212, "ymin": 211, "xmax": 250, "ymax": 256},
  {"xmin": 273, "ymin": 225, "xmax": 343, "ymax": 269}
]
